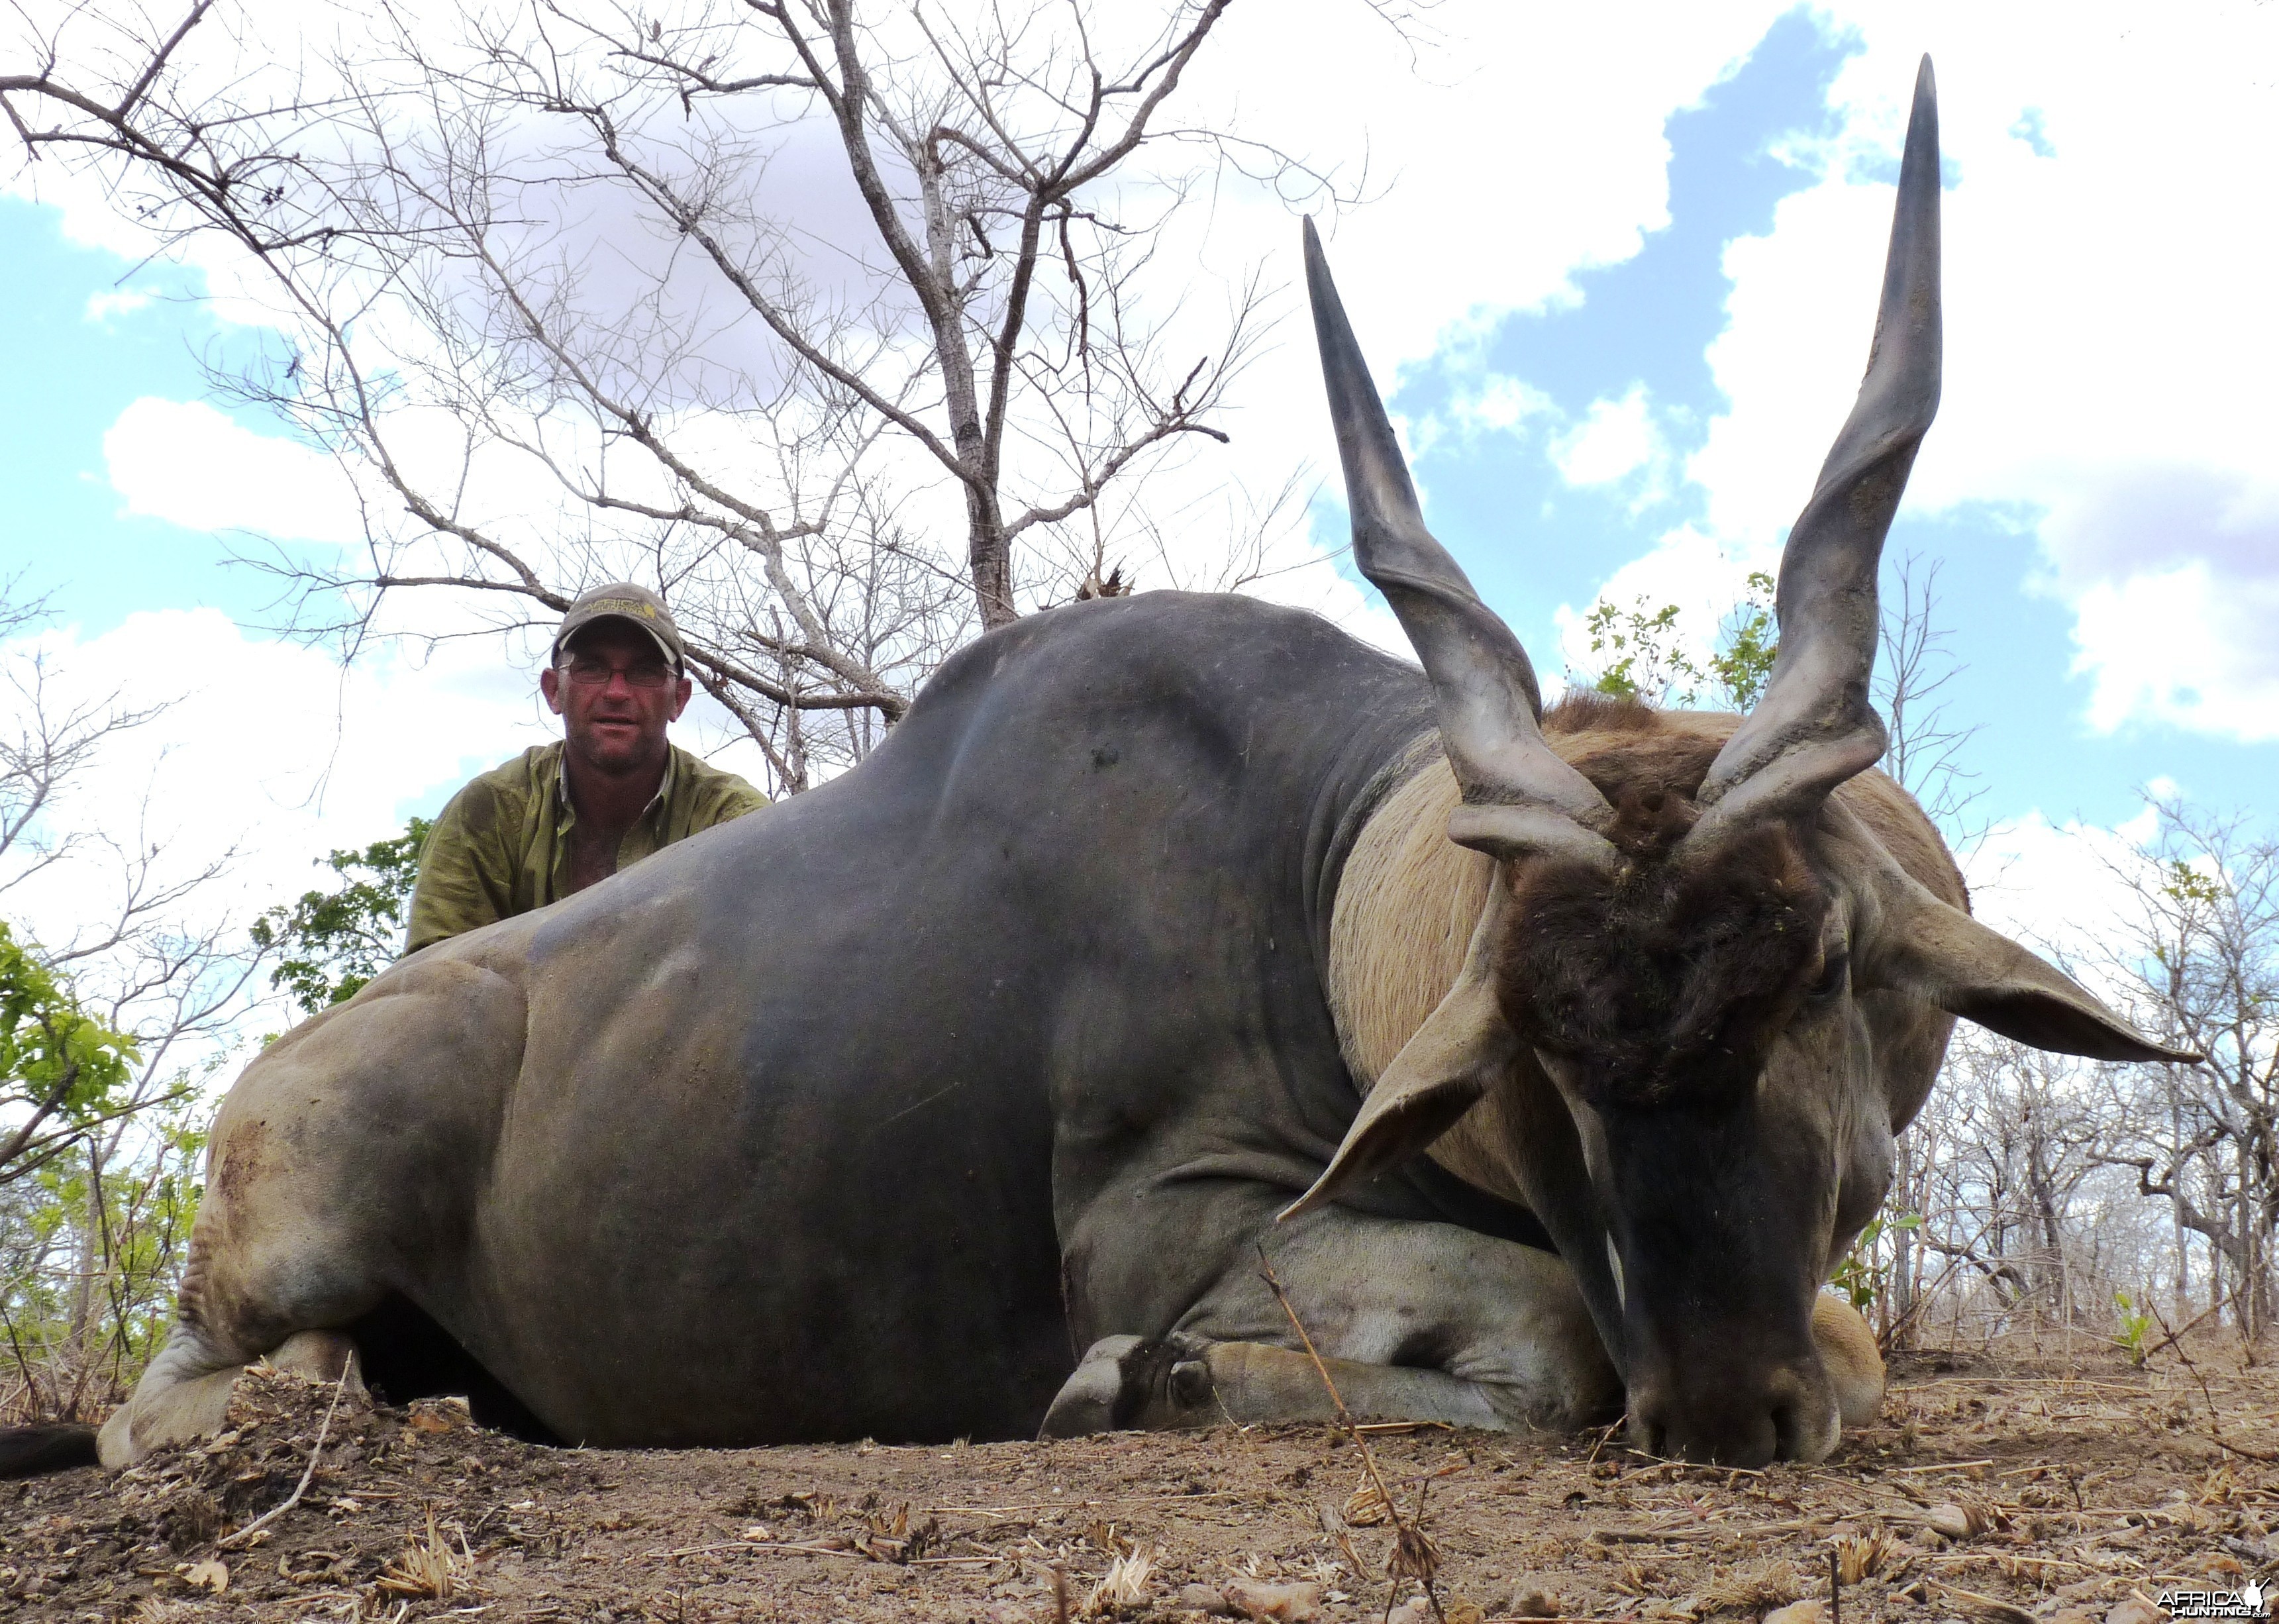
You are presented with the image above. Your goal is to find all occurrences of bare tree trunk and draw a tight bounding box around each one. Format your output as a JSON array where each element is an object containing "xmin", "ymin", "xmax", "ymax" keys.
[{"xmin": 2175, "ymin": 1092, "xmax": 2193, "ymax": 1317}]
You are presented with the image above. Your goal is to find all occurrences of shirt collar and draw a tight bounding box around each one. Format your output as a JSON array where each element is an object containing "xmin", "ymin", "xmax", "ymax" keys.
[{"xmin": 554, "ymin": 744, "xmax": 676, "ymax": 823}]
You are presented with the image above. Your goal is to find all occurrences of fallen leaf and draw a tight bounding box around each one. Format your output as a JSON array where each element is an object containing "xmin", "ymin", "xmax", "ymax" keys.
[
  {"xmin": 1924, "ymin": 1504, "xmax": 1980, "ymax": 1541},
  {"xmin": 1223, "ymin": 1578, "xmax": 1323, "ymax": 1622},
  {"xmin": 1764, "ymin": 1602, "xmax": 1826, "ymax": 1624},
  {"xmin": 405, "ymin": 1397, "xmax": 472, "ymax": 1434},
  {"xmin": 183, "ymin": 1558, "xmax": 229, "ymax": 1594}
]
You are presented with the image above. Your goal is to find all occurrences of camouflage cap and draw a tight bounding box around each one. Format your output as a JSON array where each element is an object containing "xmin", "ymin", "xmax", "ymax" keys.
[{"xmin": 551, "ymin": 583, "xmax": 685, "ymax": 673}]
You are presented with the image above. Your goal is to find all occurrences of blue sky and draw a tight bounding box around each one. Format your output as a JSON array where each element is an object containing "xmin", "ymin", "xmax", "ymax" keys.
[
  {"xmin": 1368, "ymin": 9, "xmax": 2274, "ymax": 833},
  {"xmin": 0, "ymin": 0, "xmax": 2270, "ymax": 950},
  {"xmin": 0, "ymin": 211, "xmax": 258, "ymax": 625}
]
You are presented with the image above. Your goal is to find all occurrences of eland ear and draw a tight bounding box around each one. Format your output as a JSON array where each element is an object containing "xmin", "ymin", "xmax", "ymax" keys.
[
  {"xmin": 1878, "ymin": 889, "xmax": 2202, "ymax": 1065},
  {"xmin": 1282, "ymin": 888, "xmax": 1516, "ymax": 1221}
]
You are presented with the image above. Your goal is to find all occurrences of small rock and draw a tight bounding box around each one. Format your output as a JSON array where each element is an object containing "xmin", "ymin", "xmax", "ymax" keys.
[
  {"xmin": 1389, "ymin": 1599, "xmax": 1434, "ymax": 1624},
  {"xmin": 1178, "ymin": 1583, "xmax": 1235, "ymax": 1616},
  {"xmin": 1222, "ymin": 1578, "xmax": 1324, "ymax": 1623},
  {"xmin": 2105, "ymin": 1601, "xmax": 2164, "ymax": 1624},
  {"xmin": 1764, "ymin": 1602, "xmax": 1828, "ymax": 1624},
  {"xmin": 1509, "ymin": 1588, "xmax": 1564, "ymax": 1619}
]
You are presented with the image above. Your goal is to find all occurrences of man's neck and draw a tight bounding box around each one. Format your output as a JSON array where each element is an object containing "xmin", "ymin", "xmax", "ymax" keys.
[{"xmin": 562, "ymin": 745, "xmax": 669, "ymax": 838}]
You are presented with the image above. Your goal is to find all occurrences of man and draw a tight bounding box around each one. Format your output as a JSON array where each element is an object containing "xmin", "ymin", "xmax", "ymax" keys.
[{"xmin": 406, "ymin": 584, "xmax": 770, "ymax": 954}]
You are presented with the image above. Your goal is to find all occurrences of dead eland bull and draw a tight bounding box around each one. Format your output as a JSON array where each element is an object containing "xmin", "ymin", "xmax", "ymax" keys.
[{"xmin": 0, "ymin": 60, "xmax": 2196, "ymax": 1480}]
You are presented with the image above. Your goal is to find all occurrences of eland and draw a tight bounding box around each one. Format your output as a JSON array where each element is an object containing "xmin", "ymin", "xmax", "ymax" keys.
[{"xmin": 1, "ymin": 56, "xmax": 2194, "ymax": 1480}]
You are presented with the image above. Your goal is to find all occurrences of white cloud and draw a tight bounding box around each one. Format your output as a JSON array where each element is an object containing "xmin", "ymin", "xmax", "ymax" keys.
[
  {"xmin": 1955, "ymin": 799, "xmax": 2183, "ymax": 1023},
  {"xmin": 2069, "ymin": 562, "xmax": 2279, "ymax": 742},
  {"xmin": 1684, "ymin": 1, "xmax": 2279, "ymax": 744},
  {"xmin": 102, "ymin": 398, "xmax": 365, "ymax": 545},
  {"xmin": 1415, "ymin": 374, "xmax": 1557, "ymax": 458},
  {"xmin": 83, "ymin": 287, "xmax": 156, "ymax": 322},
  {"xmin": 4, "ymin": 609, "xmax": 536, "ymax": 893},
  {"xmin": 1549, "ymin": 385, "xmax": 1666, "ymax": 493},
  {"xmin": 0, "ymin": 607, "xmax": 550, "ymax": 1058}
]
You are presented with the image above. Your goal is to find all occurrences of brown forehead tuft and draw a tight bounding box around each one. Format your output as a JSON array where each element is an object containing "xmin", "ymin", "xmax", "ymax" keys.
[
  {"xmin": 1495, "ymin": 821, "xmax": 1827, "ymax": 1109},
  {"xmin": 1543, "ymin": 689, "xmax": 1662, "ymax": 735}
]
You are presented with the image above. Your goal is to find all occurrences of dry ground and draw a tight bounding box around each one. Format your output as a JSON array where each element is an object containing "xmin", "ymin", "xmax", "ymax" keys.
[{"xmin": 7, "ymin": 1333, "xmax": 2278, "ymax": 1623}]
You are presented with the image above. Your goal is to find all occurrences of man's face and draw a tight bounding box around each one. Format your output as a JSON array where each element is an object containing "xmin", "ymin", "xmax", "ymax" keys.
[{"xmin": 539, "ymin": 621, "xmax": 693, "ymax": 778}]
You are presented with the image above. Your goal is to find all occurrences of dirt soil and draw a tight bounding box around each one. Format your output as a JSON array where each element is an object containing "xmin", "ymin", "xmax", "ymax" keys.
[{"xmin": 7, "ymin": 1337, "xmax": 2278, "ymax": 1623}]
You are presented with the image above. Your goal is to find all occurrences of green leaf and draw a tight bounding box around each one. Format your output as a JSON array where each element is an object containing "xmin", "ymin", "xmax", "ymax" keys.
[{"xmin": 250, "ymin": 816, "xmax": 432, "ymax": 1016}]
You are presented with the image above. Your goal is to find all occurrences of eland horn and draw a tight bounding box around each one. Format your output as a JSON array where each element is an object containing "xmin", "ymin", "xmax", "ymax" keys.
[
  {"xmin": 1686, "ymin": 55, "xmax": 1943, "ymax": 854},
  {"xmin": 1305, "ymin": 219, "xmax": 1617, "ymax": 870}
]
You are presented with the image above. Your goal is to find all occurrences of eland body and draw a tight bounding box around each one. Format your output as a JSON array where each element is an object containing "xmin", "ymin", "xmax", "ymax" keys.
[{"xmin": 1, "ymin": 58, "xmax": 2194, "ymax": 1480}]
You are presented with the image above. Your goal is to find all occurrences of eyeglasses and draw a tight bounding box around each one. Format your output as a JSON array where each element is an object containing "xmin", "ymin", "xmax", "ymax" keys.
[{"xmin": 560, "ymin": 658, "xmax": 675, "ymax": 691}]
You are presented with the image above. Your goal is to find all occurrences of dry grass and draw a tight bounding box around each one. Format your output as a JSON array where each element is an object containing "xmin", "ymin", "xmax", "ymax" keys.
[
  {"xmin": 1080, "ymin": 1546, "xmax": 1156, "ymax": 1615},
  {"xmin": 370, "ymin": 1510, "xmax": 471, "ymax": 1602},
  {"xmin": 1699, "ymin": 1556, "xmax": 1811, "ymax": 1615}
]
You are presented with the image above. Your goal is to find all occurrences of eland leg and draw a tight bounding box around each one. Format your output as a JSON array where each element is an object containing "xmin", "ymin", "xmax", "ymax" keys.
[
  {"xmin": 1045, "ymin": 1207, "xmax": 1620, "ymax": 1437},
  {"xmin": 100, "ymin": 958, "xmax": 524, "ymax": 1467}
]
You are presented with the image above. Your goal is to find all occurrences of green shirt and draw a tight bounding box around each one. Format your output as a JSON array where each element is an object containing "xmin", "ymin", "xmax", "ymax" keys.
[{"xmin": 406, "ymin": 742, "xmax": 769, "ymax": 954}]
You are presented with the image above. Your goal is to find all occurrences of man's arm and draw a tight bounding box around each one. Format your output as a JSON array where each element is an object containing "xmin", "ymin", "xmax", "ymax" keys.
[{"xmin": 405, "ymin": 780, "xmax": 523, "ymax": 954}]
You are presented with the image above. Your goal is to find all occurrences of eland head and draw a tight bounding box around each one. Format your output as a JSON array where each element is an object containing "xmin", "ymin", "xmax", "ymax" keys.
[{"xmin": 1286, "ymin": 58, "xmax": 2198, "ymax": 1464}]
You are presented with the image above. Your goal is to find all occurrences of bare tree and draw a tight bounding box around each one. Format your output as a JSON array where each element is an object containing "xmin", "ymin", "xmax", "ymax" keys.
[
  {"xmin": 1874, "ymin": 552, "xmax": 1984, "ymax": 849},
  {"xmin": 2087, "ymin": 797, "xmax": 2279, "ymax": 1337},
  {"xmin": 1912, "ymin": 1033, "xmax": 2107, "ymax": 1320},
  {"xmin": 3, "ymin": 0, "xmax": 1315, "ymax": 792}
]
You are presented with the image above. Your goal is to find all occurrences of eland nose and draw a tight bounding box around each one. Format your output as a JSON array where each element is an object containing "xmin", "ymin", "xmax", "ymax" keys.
[{"xmin": 1627, "ymin": 1358, "xmax": 1839, "ymax": 1466}]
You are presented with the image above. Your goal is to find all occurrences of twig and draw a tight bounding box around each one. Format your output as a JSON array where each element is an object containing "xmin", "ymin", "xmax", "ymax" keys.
[
  {"xmin": 217, "ymin": 1372, "xmax": 349, "ymax": 1550},
  {"xmin": 1923, "ymin": 1577, "xmax": 2033, "ymax": 1624},
  {"xmin": 1621, "ymin": 1448, "xmax": 1764, "ymax": 1477},
  {"xmin": 1829, "ymin": 1545, "xmax": 1841, "ymax": 1624},
  {"xmin": 2151, "ymin": 1303, "xmax": 2279, "ymax": 1463},
  {"xmin": 1591, "ymin": 1517, "xmax": 1823, "ymax": 1545},
  {"xmin": 1257, "ymin": 1247, "xmax": 1444, "ymax": 1624},
  {"xmin": 650, "ymin": 1541, "xmax": 990, "ymax": 1564},
  {"xmin": 2139, "ymin": 1299, "xmax": 2224, "ymax": 1362}
]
